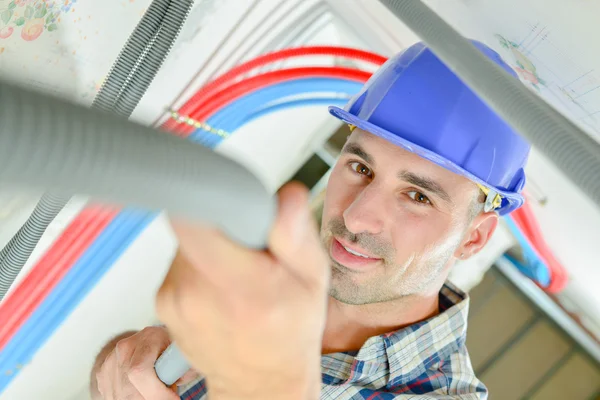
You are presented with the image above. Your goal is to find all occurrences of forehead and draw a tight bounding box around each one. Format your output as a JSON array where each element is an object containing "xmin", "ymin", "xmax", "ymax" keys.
[{"xmin": 344, "ymin": 129, "xmax": 478, "ymax": 194}]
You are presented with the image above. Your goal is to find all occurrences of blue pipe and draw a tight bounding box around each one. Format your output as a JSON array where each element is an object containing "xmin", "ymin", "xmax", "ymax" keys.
[
  {"xmin": 503, "ymin": 216, "xmax": 551, "ymax": 287},
  {"xmin": 191, "ymin": 96, "xmax": 349, "ymax": 147},
  {"xmin": 190, "ymin": 78, "xmax": 363, "ymax": 144},
  {"xmin": 191, "ymin": 96, "xmax": 350, "ymax": 149},
  {"xmin": 241, "ymin": 97, "xmax": 349, "ymax": 127},
  {"xmin": 0, "ymin": 78, "xmax": 361, "ymax": 392},
  {"xmin": 208, "ymin": 78, "xmax": 361, "ymax": 131},
  {"xmin": 0, "ymin": 209, "xmax": 152, "ymax": 388}
]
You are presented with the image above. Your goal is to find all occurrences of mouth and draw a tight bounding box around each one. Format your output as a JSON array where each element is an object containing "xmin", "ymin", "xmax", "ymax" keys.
[{"xmin": 330, "ymin": 238, "xmax": 381, "ymax": 270}]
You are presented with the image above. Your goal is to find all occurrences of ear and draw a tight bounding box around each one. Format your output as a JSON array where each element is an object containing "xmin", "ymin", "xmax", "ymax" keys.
[{"xmin": 454, "ymin": 212, "xmax": 499, "ymax": 260}]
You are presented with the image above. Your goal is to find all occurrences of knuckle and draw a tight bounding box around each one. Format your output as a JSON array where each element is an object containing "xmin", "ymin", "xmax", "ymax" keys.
[
  {"xmin": 114, "ymin": 339, "xmax": 133, "ymax": 363},
  {"xmin": 140, "ymin": 325, "xmax": 166, "ymax": 338}
]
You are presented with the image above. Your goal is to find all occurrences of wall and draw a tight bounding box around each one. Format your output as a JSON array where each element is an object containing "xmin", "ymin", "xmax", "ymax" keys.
[{"xmin": 468, "ymin": 267, "xmax": 600, "ymax": 400}]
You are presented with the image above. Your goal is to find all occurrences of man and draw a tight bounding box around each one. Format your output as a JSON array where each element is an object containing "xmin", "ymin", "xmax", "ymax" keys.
[{"xmin": 91, "ymin": 41, "xmax": 529, "ymax": 399}]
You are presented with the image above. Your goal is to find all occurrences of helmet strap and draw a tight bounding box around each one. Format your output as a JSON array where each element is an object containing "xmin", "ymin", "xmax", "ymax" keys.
[{"xmin": 484, "ymin": 189, "xmax": 499, "ymax": 213}]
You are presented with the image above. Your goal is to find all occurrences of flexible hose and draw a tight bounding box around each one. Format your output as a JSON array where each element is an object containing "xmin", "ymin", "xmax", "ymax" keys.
[
  {"xmin": 0, "ymin": 76, "xmax": 365, "ymax": 388},
  {"xmin": 0, "ymin": 77, "xmax": 363, "ymax": 363},
  {"xmin": 0, "ymin": 80, "xmax": 275, "ymax": 390},
  {"xmin": 379, "ymin": 0, "xmax": 600, "ymax": 211},
  {"xmin": 163, "ymin": 46, "xmax": 386, "ymax": 133},
  {"xmin": 0, "ymin": 82, "xmax": 277, "ymax": 249},
  {"xmin": 0, "ymin": 0, "xmax": 194, "ymax": 304},
  {"xmin": 0, "ymin": 194, "xmax": 70, "ymax": 301},
  {"xmin": 0, "ymin": 69, "xmax": 360, "ymax": 389},
  {"xmin": 111, "ymin": 0, "xmax": 195, "ymax": 117},
  {"xmin": 92, "ymin": 0, "xmax": 182, "ymax": 115},
  {"xmin": 1, "ymin": 73, "xmax": 342, "ymax": 371}
]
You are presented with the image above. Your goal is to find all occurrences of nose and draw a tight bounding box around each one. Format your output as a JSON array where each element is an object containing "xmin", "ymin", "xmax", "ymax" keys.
[{"xmin": 342, "ymin": 183, "xmax": 386, "ymax": 236}]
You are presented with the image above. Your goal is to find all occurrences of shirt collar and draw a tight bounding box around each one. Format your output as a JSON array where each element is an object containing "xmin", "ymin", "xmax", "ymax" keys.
[{"xmin": 321, "ymin": 282, "xmax": 470, "ymax": 385}]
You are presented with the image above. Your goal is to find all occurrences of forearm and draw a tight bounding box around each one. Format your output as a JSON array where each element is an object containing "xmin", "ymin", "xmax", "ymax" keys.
[{"xmin": 89, "ymin": 330, "xmax": 138, "ymax": 399}]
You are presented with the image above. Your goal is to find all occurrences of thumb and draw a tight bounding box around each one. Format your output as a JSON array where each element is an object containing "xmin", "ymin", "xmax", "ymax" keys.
[
  {"xmin": 268, "ymin": 182, "xmax": 329, "ymax": 288},
  {"xmin": 175, "ymin": 369, "xmax": 200, "ymax": 386}
]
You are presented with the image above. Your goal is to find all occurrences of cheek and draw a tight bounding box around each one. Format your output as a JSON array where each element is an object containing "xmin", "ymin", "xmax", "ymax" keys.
[
  {"xmin": 389, "ymin": 212, "xmax": 459, "ymax": 262},
  {"xmin": 322, "ymin": 167, "xmax": 358, "ymax": 222}
]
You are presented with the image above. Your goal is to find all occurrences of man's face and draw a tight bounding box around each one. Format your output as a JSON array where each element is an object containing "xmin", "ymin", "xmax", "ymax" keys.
[{"xmin": 320, "ymin": 129, "xmax": 496, "ymax": 305}]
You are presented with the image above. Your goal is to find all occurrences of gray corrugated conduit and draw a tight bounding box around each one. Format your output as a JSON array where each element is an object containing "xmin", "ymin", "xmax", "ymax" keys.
[
  {"xmin": 109, "ymin": 0, "xmax": 195, "ymax": 117},
  {"xmin": 0, "ymin": 193, "xmax": 68, "ymax": 300},
  {"xmin": 92, "ymin": 0, "xmax": 172, "ymax": 114},
  {"xmin": 0, "ymin": 83, "xmax": 276, "ymax": 249},
  {"xmin": 379, "ymin": 0, "xmax": 600, "ymax": 206},
  {"xmin": 0, "ymin": 0, "xmax": 194, "ymax": 302}
]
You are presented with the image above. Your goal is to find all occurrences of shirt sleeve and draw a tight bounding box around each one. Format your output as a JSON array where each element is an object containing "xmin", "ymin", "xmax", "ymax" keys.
[{"xmin": 178, "ymin": 376, "xmax": 208, "ymax": 400}]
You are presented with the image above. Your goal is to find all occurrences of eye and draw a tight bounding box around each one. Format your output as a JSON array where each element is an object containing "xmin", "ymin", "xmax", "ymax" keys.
[
  {"xmin": 349, "ymin": 161, "xmax": 372, "ymax": 177},
  {"xmin": 407, "ymin": 190, "xmax": 431, "ymax": 205}
]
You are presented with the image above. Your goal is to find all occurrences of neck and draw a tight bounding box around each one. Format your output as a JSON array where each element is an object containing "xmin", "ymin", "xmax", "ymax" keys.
[{"xmin": 321, "ymin": 291, "xmax": 440, "ymax": 354}]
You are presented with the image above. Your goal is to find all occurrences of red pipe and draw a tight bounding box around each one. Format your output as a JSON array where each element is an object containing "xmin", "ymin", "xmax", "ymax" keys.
[
  {"xmin": 511, "ymin": 201, "xmax": 569, "ymax": 293},
  {"xmin": 171, "ymin": 67, "xmax": 372, "ymax": 137},
  {"xmin": 0, "ymin": 206, "xmax": 118, "ymax": 351},
  {"xmin": 163, "ymin": 46, "xmax": 386, "ymax": 134}
]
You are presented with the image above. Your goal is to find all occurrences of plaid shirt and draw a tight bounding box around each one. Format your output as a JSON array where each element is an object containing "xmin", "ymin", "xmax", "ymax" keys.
[{"xmin": 179, "ymin": 282, "xmax": 487, "ymax": 399}]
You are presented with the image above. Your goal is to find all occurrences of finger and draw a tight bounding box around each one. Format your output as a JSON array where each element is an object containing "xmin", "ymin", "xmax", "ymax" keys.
[
  {"xmin": 126, "ymin": 333, "xmax": 179, "ymax": 400},
  {"xmin": 100, "ymin": 349, "xmax": 119, "ymax": 400},
  {"xmin": 95, "ymin": 368, "xmax": 110, "ymax": 400},
  {"xmin": 129, "ymin": 371, "xmax": 179, "ymax": 400},
  {"xmin": 175, "ymin": 369, "xmax": 200, "ymax": 385},
  {"xmin": 156, "ymin": 250, "xmax": 217, "ymax": 328},
  {"xmin": 268, "ymin": 182, "xmax": 329, "ymax": 289}
]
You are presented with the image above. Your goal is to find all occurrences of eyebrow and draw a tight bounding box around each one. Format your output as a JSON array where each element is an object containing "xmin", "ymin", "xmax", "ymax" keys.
[
  {"xmin": 399, "ymin": 171, "xmax": 452, "ymax": 204},
  {"xmin": 341, "ymin": 143, "xmax": 374, "ymax": 165},
  {"xmin": 341, "ymin": 143, "xmax": 452, "ymax": 204}
]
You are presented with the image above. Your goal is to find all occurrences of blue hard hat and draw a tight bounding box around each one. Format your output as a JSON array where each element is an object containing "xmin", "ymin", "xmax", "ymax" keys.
[{"xmin": 329, "ymin": 41, "xmax": 530, "ymax": 215}]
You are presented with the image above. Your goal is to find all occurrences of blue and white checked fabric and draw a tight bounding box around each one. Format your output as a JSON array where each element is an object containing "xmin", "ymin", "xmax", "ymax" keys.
[{"xmin": 179, "ymin": 282, "xmax": 487, "ymax": 399}]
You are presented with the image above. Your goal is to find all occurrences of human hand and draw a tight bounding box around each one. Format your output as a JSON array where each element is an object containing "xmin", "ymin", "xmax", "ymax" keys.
[
  {"xmin": 156, "ymin": 182, "xmax": 330, "ymax": 400},
  {"xmin": 93, "ymin": 326, "xmax": 198, "ymax": 399}
]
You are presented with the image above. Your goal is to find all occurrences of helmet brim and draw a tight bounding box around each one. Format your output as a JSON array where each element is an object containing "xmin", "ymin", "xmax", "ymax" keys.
[{"xmin": 329, "ymin": 106, "xmax": 524, "ymax": 215}]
